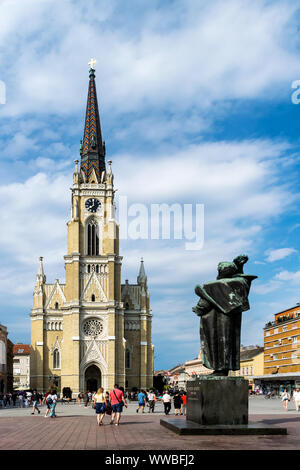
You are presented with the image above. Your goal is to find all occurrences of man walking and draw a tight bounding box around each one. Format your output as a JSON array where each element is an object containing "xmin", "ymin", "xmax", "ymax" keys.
[
  {"xmin": 161, "ymin": 390, "xmax": 172, "ymax": 415},
  {"xmin": 293, "ymin": 388, "xmax": 300, "ymax": 411},
  {"xmin": 136, "ymin": 390, "xmax": 146, "ymax": 413},
  {"xmin": 109, "ymin": 384, "xmax": 127, "ymax": 426},
  {"xmin": 31, "ymin": 390, "xmax": 41, "ymax": 415}
]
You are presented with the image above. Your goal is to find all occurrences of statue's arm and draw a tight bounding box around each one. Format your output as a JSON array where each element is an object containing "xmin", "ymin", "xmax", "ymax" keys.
[{"xmin": 192, "ymin": 297, "xmax": 211, "ymax": 317}]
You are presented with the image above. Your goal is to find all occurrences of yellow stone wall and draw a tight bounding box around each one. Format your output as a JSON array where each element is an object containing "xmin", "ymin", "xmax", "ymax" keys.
[{"xmin": 30, "ymin": 170, "xmax": 153, "ymax": 394}]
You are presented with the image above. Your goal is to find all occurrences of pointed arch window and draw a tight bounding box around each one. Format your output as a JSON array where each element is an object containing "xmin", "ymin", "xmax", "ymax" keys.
[
  {"xmin": 87, "ymin": 219, "xmax": 100, "ymax": 256},
  {"xmin": 91, "ymin": 294, "xmax": 95, "ymax": 302},
  {"xmin": 53, "ymin": 349, "xmax": 60, "ymax": 369},
  {"xmin": 55, "ymin": 302, "xmax": 59, "ymax": 310}
]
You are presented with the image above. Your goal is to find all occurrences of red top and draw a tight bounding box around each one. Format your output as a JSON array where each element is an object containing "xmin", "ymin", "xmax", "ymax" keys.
[
  {"xmin": 109, "ymin": 388, "xmax": 124, "ymax": 405},
  {"xmin": 181, "ymin": 395, "xmax": 187, "ymax": 405}
]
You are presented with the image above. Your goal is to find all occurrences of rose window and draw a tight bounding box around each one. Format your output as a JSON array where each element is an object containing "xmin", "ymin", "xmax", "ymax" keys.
[{"xmin": 83, "ymin": 319, "xmax": 103, "ymax": 337}]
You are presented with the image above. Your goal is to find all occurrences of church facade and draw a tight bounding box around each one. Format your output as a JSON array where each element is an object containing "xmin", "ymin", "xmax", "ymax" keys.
[{"xmin": 30, "ymin": 65, "xmax": 154, "ymax": 395}]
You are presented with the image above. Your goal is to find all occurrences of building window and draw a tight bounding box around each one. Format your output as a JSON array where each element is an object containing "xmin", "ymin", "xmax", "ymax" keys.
[
  {"xmin": 91, "ymin": 294, "xmax": 95, "ymax": 302},
  {"xmin": 274, "ymin": 328, "xmax": 278, "ymax": 334},
  {"xmin": 55, "ymin": 302, "xmax": 59, "ymax": 310},
  {"xmin": 87, "ymin": 219, "xmax": 100, "ymax": 256},
  {"xmin": 53, "ymin": 349, "xmax": 60, "ymax": 369},
  {"xmin": 283, "ymin": 326, "xmax": 288, "ymax": 332},
  {"xmin": 292, "ymin": 336, "xmax": 297, "ymax": 343}
]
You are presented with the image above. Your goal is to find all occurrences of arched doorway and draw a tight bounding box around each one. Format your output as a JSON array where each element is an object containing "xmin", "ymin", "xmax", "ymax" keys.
[{"xmin": 84, "ymin": 364, "xmax": 101, "ymax": 392}]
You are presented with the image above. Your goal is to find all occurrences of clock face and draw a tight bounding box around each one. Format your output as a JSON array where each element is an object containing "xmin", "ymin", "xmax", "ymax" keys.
[{"xmin": 85, "ymin": 198, "xmax": 101, "ymax": 213}]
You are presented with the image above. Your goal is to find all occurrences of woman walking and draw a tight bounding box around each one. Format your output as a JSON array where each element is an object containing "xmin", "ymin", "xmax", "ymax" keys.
[
  {"xmin": 93, "ymin": 387, "xmax": 107, "ymax": 426},
  {"xmin": 173, "ymin": 392, "xmax": 183, "ymax": 416},
  {"xmin": 281, "ymin": 389, "xmax": 290, "ymax": 411},
  {"xmin": 48, "ymin": 391, "xmax": 58, "ymax": 418}
]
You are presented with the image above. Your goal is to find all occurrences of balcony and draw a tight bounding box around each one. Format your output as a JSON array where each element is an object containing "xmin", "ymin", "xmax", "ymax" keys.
[{"xmin": 264, "ymin": 314, "xmax": 300, "ymax": 329}]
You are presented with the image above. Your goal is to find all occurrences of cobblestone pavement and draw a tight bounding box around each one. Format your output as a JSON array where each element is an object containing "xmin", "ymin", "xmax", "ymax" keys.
[{"xmin": 0, "ymin": 397, "xmax": 299, "ymax": 450}]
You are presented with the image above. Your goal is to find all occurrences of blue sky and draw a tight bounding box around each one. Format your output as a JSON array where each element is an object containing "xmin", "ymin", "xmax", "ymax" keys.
[{"xmin": 2, "ymin": 0, "xmax": 300, "ymax": 370}]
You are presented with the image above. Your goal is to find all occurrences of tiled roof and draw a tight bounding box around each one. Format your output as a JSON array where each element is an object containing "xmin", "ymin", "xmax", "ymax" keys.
[
  {"xmin": 80, "ymin": 68, "xmax": 106, "ymax": 181},
  {"xmin": 13, "ymin": 344, "xmax": 30, "ymax": 355},
  {"xmin": 240, "ymin": 346, "xmax": 264, "ymax": 361}
]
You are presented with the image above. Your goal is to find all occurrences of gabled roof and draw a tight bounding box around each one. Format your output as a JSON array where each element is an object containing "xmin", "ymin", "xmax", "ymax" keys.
[{"xmin": 13, "ymin": 344, "xmax": 30, "ymax": 355}]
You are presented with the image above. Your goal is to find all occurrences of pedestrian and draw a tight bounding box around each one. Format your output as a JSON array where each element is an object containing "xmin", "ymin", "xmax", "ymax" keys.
[
  {"xmin": 78, "ymin": 392, "xmax": 83, "ymax": 406},
  {"xmin": 83, "ymin": 391, "xmax": 89, "ymax": 407},
  {"xmin": 2, "ymin": 394, "xmax": 7, "ymax": 408},
  {"xmin": 109, "ymin": 384, "xmax": 128, "ymax": 426},
  {"xmin": 18, "ymin": 393, "xmax": 24, "ymax": 408},
  {"xmin": 31, "ymin": 390, "xmax": 41, "ymax": 415},
  {"xmin": 281, "ymin": 388, "xmax": 290, "ymax": 411},
  {"xmin": 293, "ymin": 388, "xmax": 300, "ymax": 411},
  {"xmin": 161, "ymin": 390, "xmax": 172, "ymax": 415},
  {"xmin": 93, "ymin": 387, "xmax": 107, "ymax": 426},
  {"xmin": 26, "ymin": 390, "xmax": 32, "ymax": 406},
  {"xmin": 43, "ymin": 390, "xmax": 52, "ymax": 417},
  {"xmin": 181, "ymin": 392, "xmax": 187, "ymax": 415},
  {"xmin": 12, "ymin": 392, "xmax": 17, "ymax": 407},
  {"xmin": 48, "ymin": 391, "xmax": 58, "ymax": 418},
  {"xmin": 147, "ymin": 390, "xmax": 157, "ymax": 413},
  {"xmin": 173, "ymin": 392, "xmax": 183, "ymax": 416},
  {"xmin": 136, "ymin": 390, "xmax": 146, "ymax": 413}
]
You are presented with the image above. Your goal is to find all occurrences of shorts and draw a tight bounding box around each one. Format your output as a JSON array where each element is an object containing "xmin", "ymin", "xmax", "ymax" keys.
[
  {"xmin": 95, "ymin": 403, "xmax": 106, "ymax": 414},
  {"xmin": 138, "ymin": 402, "xmax": 145, "ymax": 407},
  {"xmin": 112, "ymin": 403, "xmax": 123, "ymax": 413}
]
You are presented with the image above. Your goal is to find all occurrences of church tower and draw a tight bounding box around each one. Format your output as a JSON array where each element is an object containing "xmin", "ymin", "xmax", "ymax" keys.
[{"xmin": 30, "ymin": 62, "xmax": 153, "ymax": 394}]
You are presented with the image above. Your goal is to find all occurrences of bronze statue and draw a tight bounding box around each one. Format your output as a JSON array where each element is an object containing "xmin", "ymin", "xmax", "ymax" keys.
[{"xmin": 192, "ymin": 255, "xmax": 257, "ymax": 376}]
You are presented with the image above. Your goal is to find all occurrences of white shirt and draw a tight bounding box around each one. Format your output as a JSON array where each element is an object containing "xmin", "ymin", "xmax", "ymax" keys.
[
  {"xmin": 148, "ymin": 393, "xmax": 155, "ymax": 401},
  {"xmin": 293, "ymin": 391, "xmax": 300, "ymax": 401},
  {"xmin": 162, "ymin": 393, "xmax": 171, "ymax": 403}
]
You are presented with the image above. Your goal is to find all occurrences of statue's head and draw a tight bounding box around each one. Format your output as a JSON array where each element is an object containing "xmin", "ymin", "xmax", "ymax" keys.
[{"xmin": 217, "ymin": 261, "xmax": 238, "ymax": 279}]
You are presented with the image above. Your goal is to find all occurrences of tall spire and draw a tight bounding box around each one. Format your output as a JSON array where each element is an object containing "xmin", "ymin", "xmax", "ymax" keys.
[
  {"xmin": 80, "ymin": 59, "xmax": 106, "ymax": 182},
  {"xmin": 36, "ymin": 256, "xmax": 46, "ymax": 284},
  {"xmin": 137, "ymin": 257, "xmax": 147, "ymax": 285}
]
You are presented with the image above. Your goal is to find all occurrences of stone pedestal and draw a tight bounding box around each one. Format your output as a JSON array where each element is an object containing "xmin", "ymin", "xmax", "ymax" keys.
[
  {"xmin": 160, "ymin": 376, "xmax": 287, "ymax": 436},
  {"xmin": 187, "ymin": 376, "xmax": 248, "ymax": 425}
]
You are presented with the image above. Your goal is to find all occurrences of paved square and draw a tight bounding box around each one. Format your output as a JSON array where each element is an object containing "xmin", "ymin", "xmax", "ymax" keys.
[{"xmin": 0, "ymin": 398, "xmax": 300, "ymax": 450}]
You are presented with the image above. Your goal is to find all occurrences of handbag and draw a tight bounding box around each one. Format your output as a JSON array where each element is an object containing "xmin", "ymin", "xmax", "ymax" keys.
[{"xmin": 105, "ymin": 402, "xmax": 112, "ymax": 415}]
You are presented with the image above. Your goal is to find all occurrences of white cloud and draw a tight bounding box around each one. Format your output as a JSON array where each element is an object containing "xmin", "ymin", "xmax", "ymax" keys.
[
  {"xmin": 275, "ymin": 270, "xmax": 300, "ymax": 283},
  {"xmin": 266, "ymin": 247, "xmax": 297, "ymax": 262},
  {"xmin": 0, "ymin": 0, "xmax": 300, "ymax": 118}
]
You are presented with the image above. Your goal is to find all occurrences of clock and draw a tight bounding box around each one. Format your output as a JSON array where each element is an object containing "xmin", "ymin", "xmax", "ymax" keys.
[{"xmin": 85, "ymin": 198, "xmax": 101, "ymax": 213}]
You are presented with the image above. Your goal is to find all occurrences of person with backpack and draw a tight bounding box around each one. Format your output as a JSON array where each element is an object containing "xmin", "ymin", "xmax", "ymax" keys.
[
  {"xmin": 31, "ymin": 390, "xmax": 41, "ymax": 415},
  {"xmin": 48, "ymin": 391, "xmax": 58, "ymax": 418}
]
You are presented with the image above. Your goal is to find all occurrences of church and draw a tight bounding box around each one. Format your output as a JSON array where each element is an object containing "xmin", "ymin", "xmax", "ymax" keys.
[{"xmin": 30, "ymin": 62, "xmax": 154, "ymax": 395}]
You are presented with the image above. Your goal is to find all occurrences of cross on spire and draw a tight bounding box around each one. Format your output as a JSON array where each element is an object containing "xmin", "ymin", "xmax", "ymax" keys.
[{"xmin": 88, "ymin": 58, "xmax": 97, "ymax": 70}]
